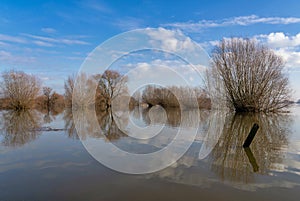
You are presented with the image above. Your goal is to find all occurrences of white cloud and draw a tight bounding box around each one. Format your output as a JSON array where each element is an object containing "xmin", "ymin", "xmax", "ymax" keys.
[
  {"xmin": 275, "ymin": 48, "xmax": 300, "ymax": 69},
  {"xmin": 22, "ymin": 34, "xmax": 90, "ymax": 45},
  {"xmin": 0, "ymin": 50, "xmax": 36, "ymax": 64},
  {"xmin": 146, "ymin": 28, "xmax": 196, "ymax": 52},
  {"xmin": 0, "ymin": 34, "xmax": 27, "ymax": 43},
  {"xmin": 0, "ymin": 33, "xmax": 90, "ymax": 49},
  {"xmin": 0, "ymin": 50, "xmax": 11, "ymax": 58},
  {"xmin": 257, "ymin": 32, "xmax": 300, "ymax": 48},
  {"xmin": 164, "ymin": 15, "xmax": 300, "ymax": 32},
  {"xmin": 123, "ymin": 58, "xmax": 207, "ymax": 94},
  {"xmin": 33, "ymin": 40, "xmax": 54, "ymax": 47},
  {"xmin": 41, "ymin": 27, "xmax": 57, "ymax": 34},
  {"xmin": 0, "ymin": 41, "xmax": 9, "ymax": 47},
  {"xmin": 253, "ymin": 32, "xmax": 300, "ymax": 70}
]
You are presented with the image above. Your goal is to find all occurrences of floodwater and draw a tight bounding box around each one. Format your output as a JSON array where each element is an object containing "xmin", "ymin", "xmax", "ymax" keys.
[{"xmin": 0, "ymin": 105, "xmax": 300, "ymax": 201}]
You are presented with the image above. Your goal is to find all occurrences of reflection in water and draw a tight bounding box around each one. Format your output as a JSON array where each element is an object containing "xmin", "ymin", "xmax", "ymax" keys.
[
  {"xmin": 140, "ymin": 106, "xmax": 210, "ymax": 129},
  {"xmin": 43, "ymin": 112, "xmax": 52, "ymax": 124},
  {"xmin": 0, "ymin": 110, "xmax": 42, "ymax": 147},
  {"xmin": 140, "ymin": 109, "xmax": 295, "ymax": 190},
  {"xmin": 63, "ymin": 108, "xmax": 128, "ymax": 141},
  {"xmin": 0, "ymin": 106, "xmax": 294, "ymax": 185},
  {"xmin": 210, "ymin": 112, "xmax": 291, "ymax": 183},
  {"xmin": 0, "ymin": 105, "xmax": 299, "ymax": 198},
  {"xmin": 244, "ymin": 147, "xmax": 259, "ymax": 172},
  {"xmin": 97, "ymin": 110, "xmax": 128, "ymax": 141},
  {"xmin": 63, "ymin": 108, "xmax": 78, "ymax": 139}
]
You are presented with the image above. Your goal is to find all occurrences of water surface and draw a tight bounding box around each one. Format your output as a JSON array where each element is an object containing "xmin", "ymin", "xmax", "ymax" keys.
[{"xmin": 0, "ymin": 106, "xmax": 300, "ymax": 201}]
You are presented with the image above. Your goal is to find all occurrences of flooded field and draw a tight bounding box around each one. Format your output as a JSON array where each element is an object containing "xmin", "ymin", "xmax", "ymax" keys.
[{"xmin": 0, "ymin": 105, "xmax": 300, "ymax": 201}]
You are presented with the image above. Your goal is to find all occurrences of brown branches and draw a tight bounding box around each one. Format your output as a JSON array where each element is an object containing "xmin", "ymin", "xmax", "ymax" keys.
[
  {"xmin": 211, "ymin": 38, "xmax": 291, "ymax": 112},
  {"xmin": 0, "ymin": 70, "xmax": 41, "ymax": 110}
]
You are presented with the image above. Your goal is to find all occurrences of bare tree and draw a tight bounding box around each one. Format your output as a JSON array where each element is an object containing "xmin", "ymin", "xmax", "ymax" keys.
[
  {"xmin": 1, "ymin": 70, "xmax": 41, "ymax": 110},
  {"xmin": 43, "ymin": 86, "xmax": 52, "ymax": 111},
  {"xmin": 64, "ymin": 75, "xmax": 75, "ymax": 108},
  {"xmin": 64, "ymin": 71, "xmax": 128, "ymax": 110},
  {"xmin": 94, "ymin": 70, "xmax": 128, "ymax": 109},
  {"xmin": 211, "ymin": 38, "xmax": 291, "ymax": 112},
  {"xmin": 65, "ymin": 73, "xmax": 96, "ymax": 109}
]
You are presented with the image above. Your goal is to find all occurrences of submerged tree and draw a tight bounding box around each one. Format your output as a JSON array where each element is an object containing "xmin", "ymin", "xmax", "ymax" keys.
[
  {"xmin": 64, "ymin": 73, "xmax": 96, "ymax": 109},
  {"xmin": 43, "ymin": 86, "xmax": 53, "ymax": 111},
  {"xmin": 64, "ymin": 75, "xmax": 75, "ymax": 108},
  {"xmin": 211, "ymin": 38, "xmax": 291, "ymax": 112},
  {"xmin": 141, "ymin": 85, "xmax": 211, "ymax": 109},
  {"xmin": 94, "ymin": 70, "xmax": 128, "ymax": 109},
  {"xmin": 0, "ymin": 70, "xmax": 41, "ymax": 110}
]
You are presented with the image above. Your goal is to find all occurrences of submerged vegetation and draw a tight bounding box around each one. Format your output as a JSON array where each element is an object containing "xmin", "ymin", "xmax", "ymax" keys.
[
  {"xmin": 0, "ymin": 70, "xmax": 41, "ymax": 110},
  {"xmin": 210, "ymin": 38, "xmax": 291, "ymax": 112},
  {"xmin": 0, "ymin": 38, "xmax": 293, "ymax": 113},
  {"xmin": 141, "ymin": 85, "xmax": 211, "ymax": 109}
]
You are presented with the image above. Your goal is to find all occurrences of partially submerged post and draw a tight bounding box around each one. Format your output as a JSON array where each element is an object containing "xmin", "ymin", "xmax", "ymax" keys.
[
  {"xmin": 244, "ymin": 147, "xmax": 259, "ymax": 172},
  {"xmin": 243, "ymin": 123, "xmax": 259, "ymax": 148}
]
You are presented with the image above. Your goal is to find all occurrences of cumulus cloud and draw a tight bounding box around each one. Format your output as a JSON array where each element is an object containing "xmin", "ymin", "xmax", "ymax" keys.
[
  {"xmin": 257, "ymin": 32, "xmax": 300, "ymax": 48},
  {"xmin": 146, "ymin": 28, "xmax": 195, "ymax": 52},
  {"xmin": 164, "ymin": 15, "xmax": 300, "ymax": 32},
  {"xmin": 254, "ymin": 32, "xmax": 300, "ymax": 70}
]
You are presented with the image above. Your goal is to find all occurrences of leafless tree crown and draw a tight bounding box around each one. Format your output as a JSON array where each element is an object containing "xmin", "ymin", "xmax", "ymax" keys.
[
  {"xmin": 1, "ymin": 70, "xmax": 41, "ymax": 110},
  {"xmin": 211, "ymin": 38, "xmax": 291, "ymax": 112}
]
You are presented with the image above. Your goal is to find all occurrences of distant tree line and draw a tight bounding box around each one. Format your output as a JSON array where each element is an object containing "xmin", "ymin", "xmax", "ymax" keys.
[
  {"xmin": 0, "ymin": 37, "xmax": 294, "ymax": 113},
  {"xmin": 0, "ymin": 70, "xmax": 64, "ymax": 112},
  {"xmin": 141, "ymin": 85, "xmax": 211, "ymax": 109}
]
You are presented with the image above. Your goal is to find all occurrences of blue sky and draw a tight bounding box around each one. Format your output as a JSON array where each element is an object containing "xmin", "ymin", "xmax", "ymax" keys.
[{"xmin": 0, "ymin": 0, "xmax": 300, "ymax": 99}]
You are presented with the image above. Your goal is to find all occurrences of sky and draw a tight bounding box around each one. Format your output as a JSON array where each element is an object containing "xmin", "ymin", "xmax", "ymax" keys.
[{"xmin": 0, "ymin": 0, "xmax": 300, "ymax": 100}]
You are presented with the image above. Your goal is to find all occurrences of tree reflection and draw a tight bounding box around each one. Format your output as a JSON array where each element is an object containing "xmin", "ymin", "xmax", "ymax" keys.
[
  {"xmin": 210, "ymin": 112, "xmax": 291, "ymax": 183},
  {"xmin": 0, "ymin": 110, "xmax": 42, "ymax": 147},
  {"xmin": 140, "ymin": 106, "xmax": 210, "ymax": 128},
  {"xmin": 63, "ymin": 107, "xmax": 127, "ymax": 141},
  {"xmin": 63, "ymin": 108, "xmax": 78, "ymax": 139},
  {"xmin": 97, "ymin": 110, "xmax": 128, "ymax": 141},
  {"xmin": 140, "ymin": 110, "xmax": 292, "ymax": 188}
]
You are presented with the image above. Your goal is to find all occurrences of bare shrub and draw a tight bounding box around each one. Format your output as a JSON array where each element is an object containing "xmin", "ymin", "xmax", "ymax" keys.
[
  {"xmin": 0, "ymin": 70, "xmax": 41, "ymax": 110},
  {"xmin": 211, "ymin": 38, "xmax": 291, "ymax": 112}
]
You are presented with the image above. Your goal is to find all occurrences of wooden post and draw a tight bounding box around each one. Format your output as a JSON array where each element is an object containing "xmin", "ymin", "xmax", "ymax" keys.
[{"xmin": 243, "ymin": 123, "xmax": 259, "ymax": 148}]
